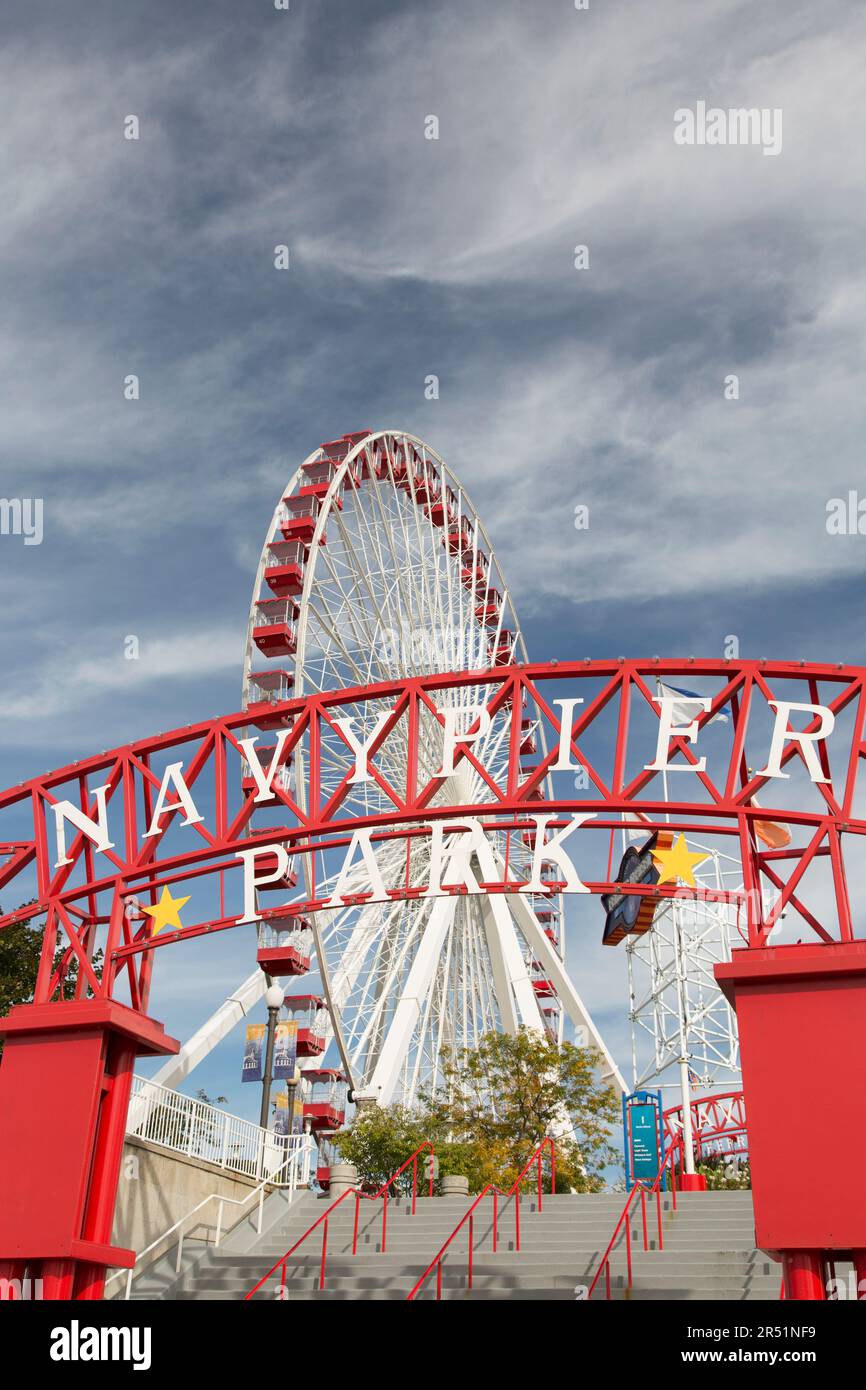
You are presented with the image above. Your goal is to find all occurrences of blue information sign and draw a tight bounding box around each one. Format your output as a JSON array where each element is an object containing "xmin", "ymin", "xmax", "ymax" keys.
[
  {"xmin": 623, "ymin": 1089, "xmax": 665, "ymax": 1190},
  {"xmin": 630, "ymin": 1104, "xmax": 660, "ymax": 1182}
]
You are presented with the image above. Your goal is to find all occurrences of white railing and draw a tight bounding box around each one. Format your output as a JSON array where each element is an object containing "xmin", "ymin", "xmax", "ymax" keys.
[
  {"xmin": 126, "ymin": 1076, "xmax": 300, "ymax": 1181},
  {"xmin": 257, "ymin": 922, "xmax": 312, "ymax": 958},
  {"xmin": 107, "ymin": 1126, "xmax": 315, "ymax": 1299}
]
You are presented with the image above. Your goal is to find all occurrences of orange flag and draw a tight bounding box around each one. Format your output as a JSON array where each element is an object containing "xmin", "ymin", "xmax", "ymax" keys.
[{"xmin": 751, "ymin": 793, "xmax": 791, "ymax": 849}]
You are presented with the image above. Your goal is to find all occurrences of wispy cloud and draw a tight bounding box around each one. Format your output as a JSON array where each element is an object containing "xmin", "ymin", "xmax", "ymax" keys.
[
  {"xmin": 0, "ymin": 625, "xmax": 243, "ymax": 730},
  {"xmin": 1, "ymin": 0, "xmax": 864, "ymax": 1092}
]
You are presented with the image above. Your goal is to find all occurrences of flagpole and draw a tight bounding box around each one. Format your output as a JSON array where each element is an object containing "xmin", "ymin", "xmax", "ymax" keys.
[
  {"xmin": 657, "ymin": 677, "xmax": 696, "ymax": 1178},
  {"xmin": 678, "ymin": 1059, "xmax": 696, "ymax": 1177}
]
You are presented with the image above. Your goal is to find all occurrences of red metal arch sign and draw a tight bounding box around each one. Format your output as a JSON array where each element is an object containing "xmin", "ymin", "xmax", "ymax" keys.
[{"xmin": 1, "ymin": 657, "xmax": 863, "ymax": 1016}]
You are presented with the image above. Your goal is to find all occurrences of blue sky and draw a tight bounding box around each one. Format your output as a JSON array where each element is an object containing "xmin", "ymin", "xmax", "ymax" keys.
[{"xmin": 1, "ymin": 0, "xmax": 865, "ymax": 1119}]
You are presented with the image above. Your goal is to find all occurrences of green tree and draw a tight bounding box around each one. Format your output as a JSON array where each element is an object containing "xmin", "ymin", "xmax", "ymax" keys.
[
  {"xmin": 331, "ymin": 1104, "xmax": 432, "ymax": 1194},
  {"xmin": 0, "ymin": 904, "xmax": 104, "ymax": 1057},
  {"xmin": 0, "ymin": 914, "xmax": 42, "ymax": 1026},
  {"xmin": 196, "ymin": 1089, "xmax": 228, "ymax": 1108},
  {"xmin": 333, "ymin": 1030, "xmax": 620, "ymax": 1195},
  {"xmin": 422, "ymin": 1029, "xmax": 619, "ymax": 1193}
]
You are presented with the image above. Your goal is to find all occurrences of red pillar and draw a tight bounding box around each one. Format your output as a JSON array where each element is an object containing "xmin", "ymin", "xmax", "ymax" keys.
[
  {"xmin": 782, "ymin": 1252, "xmax": 826, "ymax": 1301},
  {"xmin": 716, "ymin": 941, "xmax": 866, "ymax": 1300},
  {"xmin": 853, "ymin": 1251, "xmax": 866, "ymax": 1300},
  {"xmin": 0, "ymin": 1260, "xmax": 27, "ymax": 1299},
  {"xmin": 0, "ymin": 999, "xmax": 178, "ymax": 1300}
]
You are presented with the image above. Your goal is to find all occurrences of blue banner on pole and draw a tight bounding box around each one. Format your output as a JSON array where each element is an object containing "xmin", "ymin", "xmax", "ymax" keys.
[
  {"xmin": 273, "ymin": 1020, "xmax": 299, "ymax": 1080},
  {"xmin": 273, "ymin": 1092, "xmax": 290, "ymax": 1136},
  {"xmin": 242, "ymin": 1023, "xmax": 265, "ymax": 1083}
]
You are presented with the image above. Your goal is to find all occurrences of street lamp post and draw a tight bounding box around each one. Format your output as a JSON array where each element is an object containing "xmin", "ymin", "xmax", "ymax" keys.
[
  {"xmin": 259, "ymin": 982, "xmax": 285, "ymax": 1130},
  {"xmin": 285, "ymin": 1070, "xmax": 298, "ymax": 1125}
]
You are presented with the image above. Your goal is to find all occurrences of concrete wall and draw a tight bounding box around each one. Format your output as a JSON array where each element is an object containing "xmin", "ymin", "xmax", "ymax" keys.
[{"xmin": 110, "ymin": 1135, "xmax": 268, "ymax": 1288}]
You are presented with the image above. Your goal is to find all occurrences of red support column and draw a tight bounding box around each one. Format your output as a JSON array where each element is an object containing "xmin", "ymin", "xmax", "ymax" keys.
[
  {"xmin": 678, "ymin": 1173, "xmax": 708, "ymax": 1192},
  {"xmin": 853, "ymin": 1251, "xmax": 866, "ymax": 1300},
  {"xmin": 41, "ymin": 1260, "xmax": 77, "ymax": 1301},
  {"xmin": 716, "ymin": 941, "xmax": 866, "ymax": 1292},
  {"xmin": 782, "ymin": 1252, "xmax": 826, "ymax": 1301},
  {"xmin": 0, "ymin": 999, "xmax": 178, "ymax": 1300},
  {"xmin": 75, "ymin": 1039, "xmax": 139, "ymax": 1300},
  {"xmin": 0, "ymin": 1260, "xmax": 27, "ymax": 1299}
]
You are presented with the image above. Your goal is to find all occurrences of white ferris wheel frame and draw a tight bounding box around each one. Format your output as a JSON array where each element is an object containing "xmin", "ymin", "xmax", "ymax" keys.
[{"xmin": 150, "ymin": 430, "xmax": 625, "ymax": 1104}]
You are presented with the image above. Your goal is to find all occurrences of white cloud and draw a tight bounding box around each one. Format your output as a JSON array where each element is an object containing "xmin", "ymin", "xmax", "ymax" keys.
[{"xmin": 0, "ymin": 625, "xmax": 242, "ymax": 727}]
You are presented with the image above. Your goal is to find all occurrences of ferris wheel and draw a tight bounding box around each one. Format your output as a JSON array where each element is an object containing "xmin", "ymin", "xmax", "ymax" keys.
[{"xmin": 239, "ymin": 429, "xmax": 621, "ymax": 1105}]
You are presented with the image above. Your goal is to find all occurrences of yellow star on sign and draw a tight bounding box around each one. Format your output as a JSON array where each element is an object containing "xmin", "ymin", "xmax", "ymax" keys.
[
  {"xmin": 141, "ymin": 886, "xmax": 191, "ymax": 936},
  {"xmin": 651, "ymin": 834, "xmax": 710, "ymax": 888}
]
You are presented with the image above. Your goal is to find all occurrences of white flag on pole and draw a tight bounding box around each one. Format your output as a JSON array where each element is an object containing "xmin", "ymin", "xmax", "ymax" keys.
[{"xmin": 658, "ymin": 681, "xmax": 729, "ymax": 726}]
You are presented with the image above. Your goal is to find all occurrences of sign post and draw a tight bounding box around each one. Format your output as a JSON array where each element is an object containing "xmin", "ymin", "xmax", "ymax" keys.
[{"xmin": 623, "ymin": 1089, "xmax": 665, "ymax": 1191}]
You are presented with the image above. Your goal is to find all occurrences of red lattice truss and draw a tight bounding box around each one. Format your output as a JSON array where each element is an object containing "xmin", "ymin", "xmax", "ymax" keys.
[{"xmin": 0, "ymin": 659, "xmax": 863, "ymax": 1015}]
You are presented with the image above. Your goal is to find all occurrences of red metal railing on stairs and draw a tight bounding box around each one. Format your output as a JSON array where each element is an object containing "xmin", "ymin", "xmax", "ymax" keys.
[
  {"xmin": 586, "ymin": 1138, "xmax": 683, "ymax": 1299},
  {"xmin": 244, "ymin": 1140, "xmax": 434, "ymax": 1299},
  {"xmin": 406, "ymin": 1137, "xmax": 555, "ymax": 1301}
]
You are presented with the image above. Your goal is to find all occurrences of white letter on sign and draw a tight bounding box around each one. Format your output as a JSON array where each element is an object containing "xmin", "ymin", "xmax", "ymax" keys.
[
  {"xmin": 645, "ymin": 695, "xmax": 709, "ymax": 774},
  {"xmin": 236, "ymin": 843, "xmax": 293, "ymax": 922},
  {"xmin": 322, "ymin": 829, "xmax": 388, "ymax": 906},
  {"xmin": 435, "ymin": 704, "xmax": 491, "ymax": 776},
  {"xmin": 330, "ymin": 711, "xmax": 393, "ymax": 783},
  {"xmin": 424, "ymin": 818, "xmax": 498, "ymax": 897},
  {"xmin": 757, "ymin": 700, "xmax": 835, "ymax": 784},
  {"xmin": 551, "ymin": 698, "xmax": 586, "ymax": 769},
  {"xmin": 143, "ymin": 762, "xmax": 205, "ymax": 837},
  {"xmin": 53, "ymin": 783, "xmax": 115, "ymax": 867},
  {"xmin": 237, "ymin": 731, "xmax": 294, "ymax": 802},
  {"xmin": 519, "ymin": 814, "xmax": 595, "ymax": 894}
]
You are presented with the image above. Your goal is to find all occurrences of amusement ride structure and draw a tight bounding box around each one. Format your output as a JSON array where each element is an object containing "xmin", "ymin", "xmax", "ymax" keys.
[
  {"xmin": 237, "ymin": 430, "xmax": 620, "ymax": 1104},
  {"xmin": 144, "ymin": 429, "xmax": 622, "ymax": 1118},
  {"xmin": 0, "ymin": 428, "xmax": 865, "ymax": 1302}
]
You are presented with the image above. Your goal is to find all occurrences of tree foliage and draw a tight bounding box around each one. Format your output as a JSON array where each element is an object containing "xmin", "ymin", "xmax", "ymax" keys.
[
  {"xmin": 331, "ymin": 1104, "xmax": 431, "ymax": 1193},
  {"xmin": 423, "ymin": 1029, "xmax": 619, "ymax": 1193},
  {"xmin": 332, "ymin": 1029, "xmax": 619, "ymax": 1194},
  {"xmin": 0, "ymin": 904, "xmax": 103, "ymax": 1057},
  {"xmin": 0, "ymin": 914, "xmax": 42, "ymax": 1025}
]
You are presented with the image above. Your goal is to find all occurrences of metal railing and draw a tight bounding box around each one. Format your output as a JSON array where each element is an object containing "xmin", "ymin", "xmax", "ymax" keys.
[
  {"xmin": 587, "ymin": 1138, "xmax": 683, "ymax": 1299},
  {"xmin": 406, "ymin": 1137, "xmax": 555, "ymax": 1301},
  {"xmin": 245, "ymin": 1140, "xmax": 435, "ymax": 1299},
  {"xmin": 126, "ymin": 1076, "xmax": 300, "ymax": 1181},
  {"xmin": 107, "ymin": 1130, "xmax": 315, "ymax": 1299},
  {"xmin": 257, "ymin": 922, "xmax": 312, "ymax": 957}
]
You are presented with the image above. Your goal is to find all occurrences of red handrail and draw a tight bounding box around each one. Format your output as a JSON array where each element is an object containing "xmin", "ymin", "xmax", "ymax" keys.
[
  {"xmin": 406, "ymin": 1137, "xmax": 555, "ymax": 1301},
  {"xmin": 587, "ymin": 1138, "xmax": 683, "ymax": 1300},
  {"xmin": 244, "ymin": 1139, "xmax": 434, "ymax": 1299}
]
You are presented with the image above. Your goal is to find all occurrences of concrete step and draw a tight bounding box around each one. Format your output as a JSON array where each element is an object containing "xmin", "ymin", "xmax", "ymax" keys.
[
  {"xmin": 262, "ymin": 1216, "xmax": 749, "ymax": 1239},
  {"xmin": 182, "ymin": 1259, "xmax": 770, "ymax": 1289},
  {"xmin": 167, "ymin": 1286, "xmax": 587, "ymax": 1301},
  {"xmin": 153, "ymin": 1187, "xmax": 772, "ymax": 1302},
  {"xmin": 255, "ymin": 1219, "xmax": 756, "ymax": 1247},
  {"xmin": 174, "ymin": 1274, "xmax": 783, "ymax": 1301},
  {"xmin": 190, "ymin": 1267, "xmax": 779, "ymax": 1294},
  {"xmin": 205, "ymin": 1247, "xmax": 770, "ymax": 1272}
]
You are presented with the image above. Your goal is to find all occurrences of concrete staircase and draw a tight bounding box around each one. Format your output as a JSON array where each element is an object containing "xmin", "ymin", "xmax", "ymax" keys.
[{"xmin": 127, "ymin": 1186, "xmax": 790, "ymax": 1301}]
